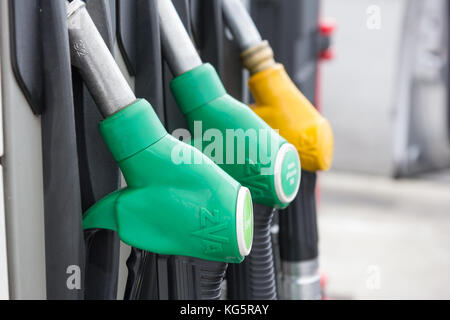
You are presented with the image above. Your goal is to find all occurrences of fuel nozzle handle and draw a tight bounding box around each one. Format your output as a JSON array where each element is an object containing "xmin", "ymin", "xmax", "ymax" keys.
[
  {"xmin": 67, "ymin": 0, "xmax": 136, "ymax": 117},
  {"xmin": 157, "ymin": 0, "xmax": 202, "ymax": 76}
]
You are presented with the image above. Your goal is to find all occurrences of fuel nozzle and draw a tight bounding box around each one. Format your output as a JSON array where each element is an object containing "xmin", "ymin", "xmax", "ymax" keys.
[
  {"xmin": 66, "ymin": 0, "xmax": 253, "ymax": 263},
  {"xmin": 157, "ymin": 0, "xmax": 301, "ymax": 208},
  {"xmin": 157, "ymin": 0, "xmax": 302, "ymax": 301},
  {"xmin": 222, "ymin": 0, "xmax": 335, "ymax": 173}
]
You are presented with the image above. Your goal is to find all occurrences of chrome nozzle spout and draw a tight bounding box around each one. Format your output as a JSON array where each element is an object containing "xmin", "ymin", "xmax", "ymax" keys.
[
  {"xmin": 66, "ymin": 0, "xmax": 136, "ymax": 117},
  {"xmin": 157, "ymin": 0, "xmax": 203, "ymax": 76},
  {"xmin": 222, "ymin": 0, "xmax": 263, "ymax": 51}
]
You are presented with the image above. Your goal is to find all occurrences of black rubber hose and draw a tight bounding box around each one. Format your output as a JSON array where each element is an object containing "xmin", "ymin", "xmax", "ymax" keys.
[
  {"xmin": 124, "ymin": 248, "xmax": 144, "ymax": 300},
  {"xmin": 124, "ymin": 249, "xmax": 159, "ymax": 300},
  {"xmin": 84, "ymin": 230, "xmax": 120, "ymax": 300},
  {"xmin": 227, "ymin": 204, "xmax": 277, "ymax": 300},
  {"xmin": 168, "ymin": 256, "xmax": 227, "ymax": 300},
  {"xmin": 125, "ymin": 252, "xmax": 226, "ymax": 300},
  {"xmin": 279, "ymin": 171, "xmax": 318, "ymax": 262}
]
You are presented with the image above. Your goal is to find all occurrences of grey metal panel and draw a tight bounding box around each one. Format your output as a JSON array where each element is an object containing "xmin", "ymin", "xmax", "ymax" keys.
[
  {"xmin": 0, "ymin": 0, "xmax": 46, "ymax": 299},
  {"xmin": 39, "ymin": 0, "xmax": 85, "ymax": 300}
]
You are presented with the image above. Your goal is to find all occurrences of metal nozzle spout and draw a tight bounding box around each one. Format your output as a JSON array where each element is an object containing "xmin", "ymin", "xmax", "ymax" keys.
[
  {"xmin": 222, "ymin": 0, "xmax": 263, "ymax": 51},
  {"xmin": 280, "ymin": 259, "xmax": 322, "ymax": 300},
  {"xmin": 157, "ymin": 0, "xmax": 203, "ymax": 76},
  {"xmin": 66, "ymin": 0, "xmax": 136, "ymax": 117}
]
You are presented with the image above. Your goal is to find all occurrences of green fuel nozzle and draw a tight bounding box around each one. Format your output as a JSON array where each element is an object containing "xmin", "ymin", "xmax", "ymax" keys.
[
  {"xmin": 66, "ymin": 0, "xmax": 253, "ymax": 263},
  {"xmin": 157, "ymin": 0, "xmax": 301, "ymax": 209},
  {"xmin": 170, "ymin": 64, "xmax": 301, "ymax": 208}
]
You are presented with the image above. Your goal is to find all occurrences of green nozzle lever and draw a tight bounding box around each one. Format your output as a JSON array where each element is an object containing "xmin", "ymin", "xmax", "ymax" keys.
[
  {"xmin": 66, "ymin": 0, "xmax": 253, "ymax": 263},
  {"xmin": 157, "ymin": 0, "xmax": 301, "ymax": 209}
]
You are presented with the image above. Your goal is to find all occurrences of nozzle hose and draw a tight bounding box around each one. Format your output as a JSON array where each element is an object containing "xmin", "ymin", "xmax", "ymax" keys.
[
  {"xmin": 66, "ymin": 0, "xmax": 136, "ymax": 117},
  {"xmin": 227, "ymin": 204, "xmax": 277, "ymax": 300},
  {"xmin": 279, "ymin": 171, "xmax": 321, "ymax": 300},
  {"xmin": 124, "ymin": 249, "xmax": 159, "ymax": 300},
  {"xmin": 169, "ymin": 257, "xmax": 227, "ymax": 300},
  {"xmin": 280, "ymin": 171, "xmax": 319, "ymax": 262},
  {"xmin": 222, "ymin": 0, "xmax": 263, "ymax": 51},
  {"xmin": 157, "ymin": 0, "xmax": 203, "ymax": 76}
]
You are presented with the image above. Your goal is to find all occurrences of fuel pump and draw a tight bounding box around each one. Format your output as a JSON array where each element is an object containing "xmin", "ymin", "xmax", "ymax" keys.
[
  {"xmin": 66, "ymin": 0, "xmax": 253, "ymax": 274},
  {"xmin": 222, "ymin": 0, "xmax": 335, "ymax": 300}
]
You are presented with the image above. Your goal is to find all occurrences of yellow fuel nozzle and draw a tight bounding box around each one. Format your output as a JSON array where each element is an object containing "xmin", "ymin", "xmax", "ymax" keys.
[
  {"xmin": 221, "ymin": 0, "xmax": 334, "ymax": 172},
  {"xmin": 241, "ymin": 41, "xmax": 334, "ymax": 172}
]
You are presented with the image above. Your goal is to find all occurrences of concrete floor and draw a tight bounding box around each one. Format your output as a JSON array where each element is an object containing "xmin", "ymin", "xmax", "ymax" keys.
[{"xmin": 319, "ymin": 170, "xmax": 450, "ymax": 299}]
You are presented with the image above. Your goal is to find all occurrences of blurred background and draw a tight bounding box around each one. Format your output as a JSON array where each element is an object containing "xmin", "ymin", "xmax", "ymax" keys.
[{"xmin": 320, "ymin": 0, "xmax": 450, "ymax": 299}]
